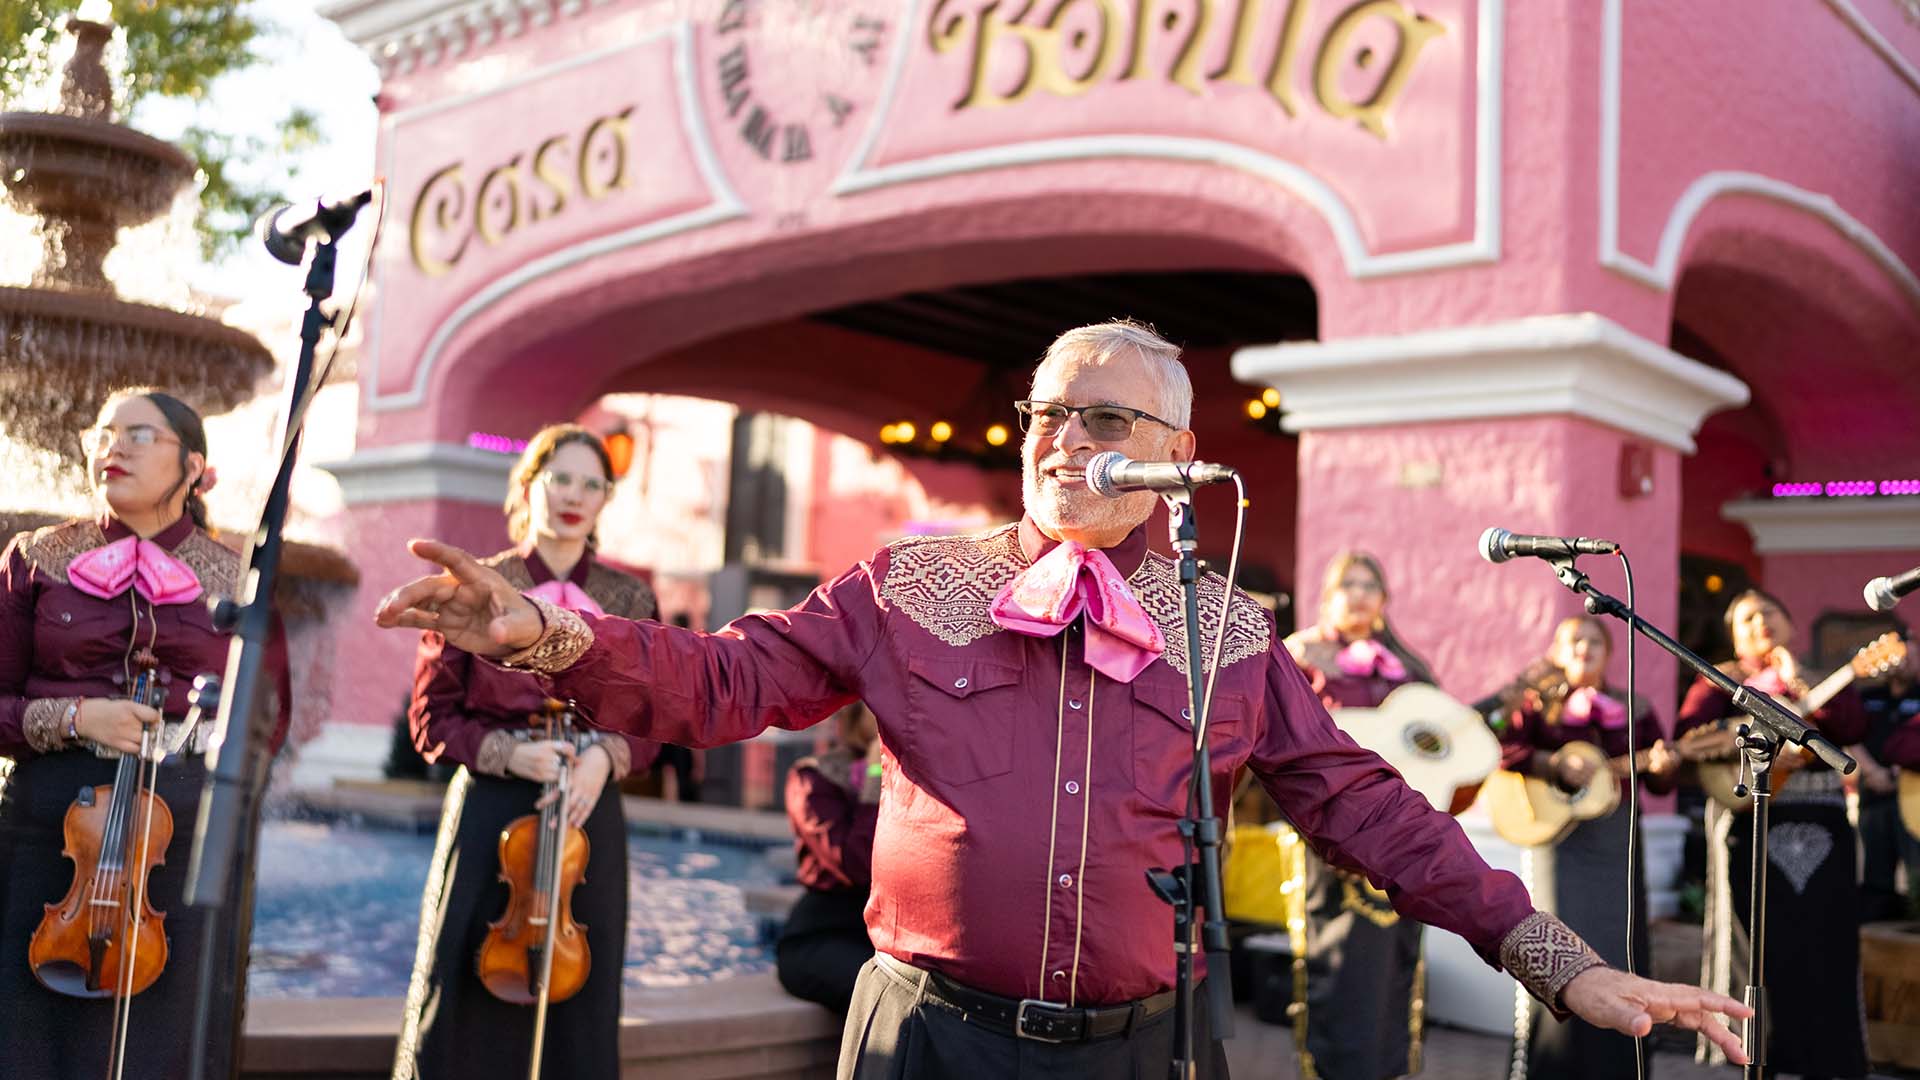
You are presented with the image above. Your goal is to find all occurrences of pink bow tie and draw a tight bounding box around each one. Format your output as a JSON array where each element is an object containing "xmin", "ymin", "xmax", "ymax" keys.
[
  {"xmin": 1563, "ymin": 685, "xmax": 1627, "ymax": 729},
  {"xmin": 68, "ymin": 536, "xmax": 202, "ymax": 606},
  {"xmin": 990, "ymin": 540, "xmax": 1164, "ymax": 683},
  {"xmin": 1743, "ymin": 667, "xmax": 1790, "ymax": 698},
  {"xmin": 1334, "ymin": 637, "xmax": 1406, "ymax": 681},
  {"xmin": 525, "ymin": 579, "xmax": 604, "ymax": 617}
]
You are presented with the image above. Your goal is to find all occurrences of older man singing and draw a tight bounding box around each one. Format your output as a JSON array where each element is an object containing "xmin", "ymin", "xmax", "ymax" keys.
[{"xmin": 376, "ymin": 320, "xmax": 1750, "ymax": 1078}]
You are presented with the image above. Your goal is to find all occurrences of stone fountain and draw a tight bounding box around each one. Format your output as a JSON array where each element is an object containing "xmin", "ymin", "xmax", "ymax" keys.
[{"xmin": 0, "ymin": 12, "xmax": 272, "ymax": 459}]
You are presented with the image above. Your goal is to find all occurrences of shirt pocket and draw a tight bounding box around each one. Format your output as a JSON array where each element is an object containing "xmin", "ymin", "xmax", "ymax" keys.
[
  {"xmin": 1130, "ymin": 683, "xmax": 1246, "ymax": 812},
  {"xmin": 903, "ymin": 654, "xmax": 1023, "ymax": 786}
]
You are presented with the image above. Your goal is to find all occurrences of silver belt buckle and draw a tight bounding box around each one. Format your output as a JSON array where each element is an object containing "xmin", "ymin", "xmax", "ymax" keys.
[{"xmin": 1014, "ymin": 998, "xmax": 1077, "ymax": 1042}]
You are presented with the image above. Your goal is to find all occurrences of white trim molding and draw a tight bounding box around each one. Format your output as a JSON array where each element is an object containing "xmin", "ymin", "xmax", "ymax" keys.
[
  {"xmin": 1598, "ymin": 0, "xmax": 1920, "ymax": 311},
  {"xmin": 833, "ymin": 0, "xmax": 1504, "ymax": 280},
  {"xmin": 1723, "ymin": 496, "xmax": 1920, "ymax": 554},
  {"xmin": 1229, "ymin": 313, "xmax": 1750, "ymax": 452},
  {"xmin": 321, "ymin": 0, "xmax": 619, "ymax": 78},
  {"xmin": 317, "ymin": 442, "xmax": 516, "ymax": 505}
]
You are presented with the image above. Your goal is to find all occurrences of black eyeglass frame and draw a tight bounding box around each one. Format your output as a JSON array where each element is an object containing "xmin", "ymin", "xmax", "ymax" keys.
[{"xmin": 1013, "ymin": 399, "xmax": 1176, "ymax": 441}]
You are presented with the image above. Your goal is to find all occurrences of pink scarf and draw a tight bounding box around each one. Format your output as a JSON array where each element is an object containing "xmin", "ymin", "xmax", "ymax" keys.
[
  {"xmin": 67, "ymin": 535, "xmax": 202, "ymax": 606},
  {"xmin": 1742, "ymin": 666, "xmax": 1791, "ymax": 699},
  {"xmin": 525, "ymin": 579, "xmax": 604, "ymax": 618},
  {"xmin": 990, "ymin": 540, "xmax": 1164, "ymax": 683},
  {"xmin": 1334, "ymin": 636, "xmax": 1407, "ymax": 681},
  {"xmin": 1562, "ymin": 685, "xmax": 1628, "ymax": 729}
]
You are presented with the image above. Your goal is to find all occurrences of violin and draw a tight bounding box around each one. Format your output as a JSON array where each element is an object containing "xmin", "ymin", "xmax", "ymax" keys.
[
  {"xmin": 475, "ymin": 699, "xmax": 591, "ymax": 1074},
  {"xmin": 28, "ymin": 650, "xmax": 173, "ymax": 1076}
]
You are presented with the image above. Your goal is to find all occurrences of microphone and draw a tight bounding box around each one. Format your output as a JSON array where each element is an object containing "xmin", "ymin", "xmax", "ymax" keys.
[
  {"xmin": 1864, "ymin": 565, "xmax": 1920, "ymax": 612},
  {"xmin": 1085, "ymin": 451, "xmax": 1237, "ymax": 498},
  {"xmin": 256, "ymin": 188, "xmax": 375, "ymax": 265},
  {"xmin": 1478, "ymin": 526, "xmax": 1620, "ymax": 564}
]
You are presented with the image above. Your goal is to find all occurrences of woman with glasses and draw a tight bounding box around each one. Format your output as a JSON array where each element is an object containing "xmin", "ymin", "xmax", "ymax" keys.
[
  {"xmin": 395, "ymin": 423, "xmax": 659, "ymax": 1080},
  {"xmin": 1675, "ymin": 588, "xmax": 1870, "ymax": 1078},
  {"xmin": 1281, "ymin": 550, "xmax": 1438, "ymax": 1080},
  {"xmin": 0, "ymin": 388, "xmax": 289, "ymax": 1080}
]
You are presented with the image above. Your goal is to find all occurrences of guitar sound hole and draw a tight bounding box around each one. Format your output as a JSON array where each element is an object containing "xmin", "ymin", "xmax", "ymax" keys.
[{"xmin": 1404, "ymin": 725, "xmax": 1448, "ymax": 760}]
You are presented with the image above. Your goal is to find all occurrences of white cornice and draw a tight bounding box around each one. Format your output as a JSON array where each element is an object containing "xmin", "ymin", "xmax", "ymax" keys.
[
  {"xmin": 316, "ymin": 442, "xmax": 515, "ymax": 505},
  {"xmin": 319, "ymin": 0, "xmax": 614, "ymax": 78},
  {"xmin": 1229, "ymin": 313, "xmax": 1751, "ymax": 452},
  {"xmin": 1723, "ymin": 496, "xmax": 1920, "ymax": 554}
]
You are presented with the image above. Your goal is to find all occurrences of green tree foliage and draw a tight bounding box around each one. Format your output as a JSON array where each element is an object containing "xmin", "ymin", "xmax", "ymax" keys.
[{"xmin": 0, "ymin": 1, "xmax": 324, "ymax": 259}]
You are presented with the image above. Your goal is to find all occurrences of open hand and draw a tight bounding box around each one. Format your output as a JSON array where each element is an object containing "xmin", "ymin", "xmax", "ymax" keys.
[
  {"xmin": 1561, "ymin": 967, "xmax": 1752, "ymax": 1064},
  {"xmin": 374, "ymin": 540, "xmax": 542, "ymax": 657}
]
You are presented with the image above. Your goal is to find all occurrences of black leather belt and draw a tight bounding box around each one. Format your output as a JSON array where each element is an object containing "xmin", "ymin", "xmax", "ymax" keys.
[{"xmin": 875, "ymin": 953, "xmax": 1177, "ymax": 1043}]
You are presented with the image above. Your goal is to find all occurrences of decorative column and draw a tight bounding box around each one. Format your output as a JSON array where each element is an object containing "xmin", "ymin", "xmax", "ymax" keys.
[{"xmin": 300, "ymin": 441, "xmax": 517, "ymax": 784}]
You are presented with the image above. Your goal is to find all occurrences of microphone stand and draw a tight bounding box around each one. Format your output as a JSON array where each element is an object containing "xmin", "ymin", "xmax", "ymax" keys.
[
  {"xmin": 186, "ymin": 229, "xmax": 352, "ymax": 1079},
  {"xmin": 1538, "ymin": 556, "xmax": 1854, "ymax": 1079},
  {"xmin": 1145, "ymin": 490, "xmax": 1234, "ymax": 1080}
]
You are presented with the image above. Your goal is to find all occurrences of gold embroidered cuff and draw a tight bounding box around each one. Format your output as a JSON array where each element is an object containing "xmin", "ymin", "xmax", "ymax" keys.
[
  {"xmin": 593, "ymin": 735, "xmax": 631, "ymax": 782},
  {"xmin": 24, "ymin": 697, "xmax": 78, "ymax": 754},
  {"xmin": 1500, "ymin": 910, "xmax": 1606, "ymax": 1011},
  {"xmin": 494, "ymin": 596, "xmax": 593, "ymax": 675},
  {"xmin": 474, "ymin": 730, "xmax": 518, "ymax": 778}
]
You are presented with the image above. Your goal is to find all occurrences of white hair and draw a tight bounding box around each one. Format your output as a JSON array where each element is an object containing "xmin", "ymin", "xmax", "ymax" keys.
[{"xmin": 1033, "ymin": 320, "xmax": 1193, "ymax": 430}]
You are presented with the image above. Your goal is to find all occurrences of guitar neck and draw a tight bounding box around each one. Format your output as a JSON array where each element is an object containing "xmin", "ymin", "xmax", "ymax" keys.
[{"xmin": 1799, "ymin": 663, "xmax": 1856, "ymax": 716}]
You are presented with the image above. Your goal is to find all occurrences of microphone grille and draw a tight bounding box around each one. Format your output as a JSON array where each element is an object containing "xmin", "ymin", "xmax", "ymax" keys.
[
  {"xmin": 1865, "ymin": 577, "xmax": 1895, "ymax": 612},
  {"xmin": 1086, "ymin": 451, "xmax": 1126, "ymax": 499},
  {"xmin": 1478, "ymin": 526, "xmax": 1511, "ymax": 565}
]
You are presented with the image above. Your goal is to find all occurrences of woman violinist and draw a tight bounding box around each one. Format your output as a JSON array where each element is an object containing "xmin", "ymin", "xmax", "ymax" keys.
[
  {"xmin": 394, "ymin": 424, "xmax": 659, "ymax": 1080},
  {"xmin": 1479, "ymin": 614, "xmax": 1679, "ymax": 1079},
  {"xmin": 0, "ymin": 389, "xmax": 289, "ymax": 1080},
  {"xmin": 1281, "ymin": 550, "xmax": 1439, "ymax": 1080},
  {"xmin": 1675, "ymin": 588, "xmax": 1869, "ymax": 1077}
]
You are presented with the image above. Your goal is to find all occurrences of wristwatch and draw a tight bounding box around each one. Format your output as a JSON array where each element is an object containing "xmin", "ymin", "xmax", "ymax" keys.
[{"xmin": 63, "ymin": 699, "xmax": 81, "ymax": 743}]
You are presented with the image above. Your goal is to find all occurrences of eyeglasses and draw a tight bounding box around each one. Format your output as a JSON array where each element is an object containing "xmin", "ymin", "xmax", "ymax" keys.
[
  {"xmin": 537, "ymin": 469, "xmax": 610, "ymax": 496},
  {"xmin": 1013, "ymin": 400, "xmax": 1174, "ymax": 442},
  {"xmin": 82, "ymin": 424, "xmax": 180, "ymax": 455}
]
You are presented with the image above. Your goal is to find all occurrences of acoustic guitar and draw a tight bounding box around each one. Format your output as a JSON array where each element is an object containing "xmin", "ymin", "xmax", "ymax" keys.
[
  {"xmin": 1483, "ymin": 740, "xmax": 1676, "ymax": 847},
  {"xmin": 1898, "ymin": 771, "xmax": 1920, "ymax": 842},
  {"xmin": 1689, "ymin": 632, "xmax": 1906, "ymax": 812},
  {"xmin": 1334, "ymin": 684, "xmax": 1502, "ymax": 815}
]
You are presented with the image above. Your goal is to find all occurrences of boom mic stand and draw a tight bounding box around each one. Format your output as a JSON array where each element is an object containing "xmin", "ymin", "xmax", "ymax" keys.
[
  {"xmin": 186, "ymin": 192, "xmax": 370, "ymax": 1078},
  {"xmin": 1537, "ymin": 556, "xmax": 1854, "ymax": 1078},
  {"xmin": 1145, "ymin": 490, "xmax": 1235, "ymax": 1079}
]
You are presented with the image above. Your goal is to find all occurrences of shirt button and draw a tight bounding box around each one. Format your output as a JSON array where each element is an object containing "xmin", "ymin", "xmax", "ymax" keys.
[
  {"xmin": 1068, "ymin": 699, "xmax": 1082, "ymax": 710},
  {"xmin": 60, "ymin": 612, "xmax": 72, "ymax": 623},
  {"xmin": 1058, "ymin": 874, "xmax": 1073, "ymax": 889},
  {"xmin": 1065, "ymin": 780, "xmax": 1080, "ymax": 795},
  {"xmin": 1051, "ymin": 970, "xmax": 1067, "ymax": 982},
  {"xmin": 953, "ymin": 677, "xmax": 968, "ymax": 689},
  {"xmin": 1180, "ymin": 708, "xmax": 1193, "ymax": 721}
]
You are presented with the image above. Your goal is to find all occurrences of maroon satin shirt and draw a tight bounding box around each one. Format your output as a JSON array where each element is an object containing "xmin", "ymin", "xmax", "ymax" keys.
[
  {"xmin": 1492, "ymin": 677, "xmax": 1671, "ymax": 796},
  {"xmin": 786, "ymin": 753, "xmax": 880, "ymax": 892},
  {"xmin": 539, "ymin": 519, "xmax": 1537, "ymax": 1005},
  {"xmin": 1883, "ymin": 710, "xmax": 1920, "ymax": 767},
  {"xmin": 1676, "ymin": 661, "xmax": 1868, "ymax": 772},
  {"xmin": 411, "ymin": 548, "xmax": 659, "ymax": 774},
  {"xmin": 1, "ymin": 515, "xmax": 289, "ymax": 759}
]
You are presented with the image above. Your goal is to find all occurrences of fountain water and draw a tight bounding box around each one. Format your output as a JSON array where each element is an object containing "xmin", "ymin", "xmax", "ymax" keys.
[{"xmin": 0, "ymin": 12, "xmax": 272, "ymax": 459}]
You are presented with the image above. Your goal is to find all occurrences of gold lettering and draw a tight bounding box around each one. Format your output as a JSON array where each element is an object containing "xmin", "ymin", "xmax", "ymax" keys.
[
  {"xmin": 1313, "ymin": 0, "xmax": 1444, "ymax": 138},
  {"xmin": 474, "ymin": 157, "xmax": 523, "ymax": 246},
  {"xmin": 408, "ymin": 163, "xmax": 470, "ymax": 277},
  {"xmin": 579, "ymin": 107, "xmax": 636, "ymax": 198},
  {"xmin": 1211, "ymin": 0, "xmax": 1264, "ymax": 86},
  {"xmin": 931, "ymin": 0, "xmax": 1047, "ymax": 108},
  {"xmin": 1040, "ymin": 0, "xmax": 1125, "ymax": 95},
  {"xmin": 530, "ymin": 135, "xmax": 572, "ymax": 221},
  {"xmin": 1166, "ymin": 0, "xmax": 1217, "ymax": 94},
  {"xmin": 1263, "ymin": 0, "xmax": 1312, "ymax": 115}
]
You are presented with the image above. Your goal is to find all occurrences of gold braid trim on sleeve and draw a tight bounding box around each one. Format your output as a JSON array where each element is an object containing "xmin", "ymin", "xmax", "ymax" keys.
[
  {"xmin": 474, "ymin": 730, "xmax": 518, "ymax": 777},
  {"xmin": 1499, "ymin": 910, "xmax": 1606, "ymax": 1012},
  {"xmin": 24, "ymin": 697, "xmax": 78, "ymax": 753},
  {"xmin": 494, "ymin": 596, "xmax": 593, "ymax": 675},
  {"xmin": 592, "ymin": 734, "xmax": 632, "ymax": 781}
]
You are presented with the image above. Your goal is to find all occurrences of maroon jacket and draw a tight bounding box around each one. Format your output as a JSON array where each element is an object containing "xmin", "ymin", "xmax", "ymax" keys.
[
  {"xmin": 1, "ymin": 515, "xmax": 289, "ymax": 759},
  {"xmin": 786, "ymin": 749, "xmax": 880, "ymax": 892}
]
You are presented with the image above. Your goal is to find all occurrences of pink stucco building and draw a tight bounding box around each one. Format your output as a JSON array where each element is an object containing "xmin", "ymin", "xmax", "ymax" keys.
[{"xmin": 310, "ymin": 0, "xmax": 1919, "ymax": 793}]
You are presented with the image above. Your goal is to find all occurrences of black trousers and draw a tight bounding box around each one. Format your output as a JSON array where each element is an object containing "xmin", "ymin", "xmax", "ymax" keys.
[
  {"xmin": 836, "ymin": 956, "xmax": 1229, "ymax": 1080},
  {"xmin": 777, "ymin": 886, "xmax": 873, "ymax": 1014}
]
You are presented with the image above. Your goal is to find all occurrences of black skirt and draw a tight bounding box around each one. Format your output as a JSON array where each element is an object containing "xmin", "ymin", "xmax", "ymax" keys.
[
  {"xmin": 1510, "ymin": 805, "xmax": 1651, "ymax": 1080},
  {"xmin": 1298, "ymin": 851, "xmax": 1424, "ymax": 1080},
  {"xmin": 1714, "ymin": 795, "xmax": 1869, "ymax": 1077},
  {"xmin": 0, "ymin": 748, "xmax": 250, "ymax": 1080},
  {"xmin": 392, "ymin": 768, "xmax": 629, "ymax": 1080}
]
